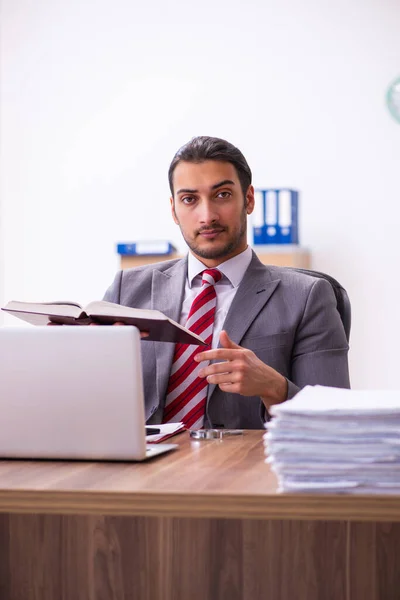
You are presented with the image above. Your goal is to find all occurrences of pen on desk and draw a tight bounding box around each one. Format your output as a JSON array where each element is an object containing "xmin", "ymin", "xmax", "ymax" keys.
[{"xmin": 145, "ymin": 427, "xmax": 161, "ymax": 435}]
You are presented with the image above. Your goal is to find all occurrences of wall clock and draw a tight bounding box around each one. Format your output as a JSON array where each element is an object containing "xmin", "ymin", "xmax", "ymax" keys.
[{"xmin": 387, "ymin": 76, "xmax": 400, "ymax": 124}]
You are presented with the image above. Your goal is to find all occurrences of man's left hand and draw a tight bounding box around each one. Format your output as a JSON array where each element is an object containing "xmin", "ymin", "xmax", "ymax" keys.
[{"xmin": 195, "ymin": 330, "xmax": 288, "ymax": 409}]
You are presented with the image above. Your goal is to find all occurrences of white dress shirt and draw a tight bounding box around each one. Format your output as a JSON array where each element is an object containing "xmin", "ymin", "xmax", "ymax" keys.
[{"xmin": 180, "ymin": 246, "xmax": 253, "ymax": 349}]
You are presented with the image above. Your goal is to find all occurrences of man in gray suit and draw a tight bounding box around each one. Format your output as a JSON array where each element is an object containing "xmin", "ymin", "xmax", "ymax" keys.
[{"xmin": 104, "ymin": 136, "xmax": 350, "ymax": 429}]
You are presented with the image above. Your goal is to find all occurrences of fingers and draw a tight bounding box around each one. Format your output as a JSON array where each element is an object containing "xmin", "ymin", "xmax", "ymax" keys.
[
  {"xmin": 198, "ymin": 357, "xmax": 242, "ymax": 389},
  {"xmin": 219, "ymin": 330, "xmax": 241, "ymax": 349},
  {"xmin": 195, "ymin": 348, "xmax": 241, "ymax": 362},
  {"xmin": 203, "ymin": 371, "xmax": 238, "ymax": 385},
  {"xmin": 201, "ymin": 369, "xmax": 243, "ymax": 395},
  {"xmin": 195, "ymin": 331, "xmax": 243, "ymax": 362},
  {"xmin": 198, "ymin": 360, "xmax": 237, "ymax": 377}
]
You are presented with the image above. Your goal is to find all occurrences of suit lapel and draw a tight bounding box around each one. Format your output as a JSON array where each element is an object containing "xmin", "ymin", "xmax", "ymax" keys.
[
  {"xmin": 222, "ymin": 264, "xmax": 280, "ymax": 345},
  {"xmin": 151, "ymin": 257, "xmax": 188, "ymax": 402},
  {"xmin": 150, "ymin": 259, "xmax": 187, "ymax": 320},
  {"xmin": 207, "ymin": 253, "xmax": 281, "ymax": 400}
]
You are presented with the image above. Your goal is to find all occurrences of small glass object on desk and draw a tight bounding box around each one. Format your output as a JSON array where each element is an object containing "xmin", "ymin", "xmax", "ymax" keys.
[{"xmin": 189, "ymin": 429, "xmax": 243, "ymax": 440}]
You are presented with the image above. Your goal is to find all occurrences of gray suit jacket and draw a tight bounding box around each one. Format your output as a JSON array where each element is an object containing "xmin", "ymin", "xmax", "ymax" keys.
[{"xmin": 104, "ymin": 251, "xmax": 350, "ymax": 429}]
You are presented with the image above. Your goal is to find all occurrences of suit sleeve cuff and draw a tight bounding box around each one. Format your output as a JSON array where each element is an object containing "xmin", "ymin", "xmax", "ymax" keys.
[
  {"xmin": 286, "ymin": 379, "xmax": 300, "ymax": 400},
  {"xmin": 260, "ymin": 378, "xmax": 301, "ymax": 423}
]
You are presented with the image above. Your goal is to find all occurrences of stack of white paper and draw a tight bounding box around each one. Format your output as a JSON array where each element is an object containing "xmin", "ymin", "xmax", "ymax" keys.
[{"xmin": 264, "ymin": 386, "xmax": 400, "ymax": 494}]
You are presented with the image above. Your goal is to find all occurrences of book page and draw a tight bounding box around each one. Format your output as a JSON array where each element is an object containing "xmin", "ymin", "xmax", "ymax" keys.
[
  {"xmin": 85, "ymin": 300, "xmax": 167, "ymax": 320},
  {"xmin": 86, "ymin": 301, "xmax": 206, "ymax": 344},
  {"xmin": 2, "ymin": 300, "xmax": 84, "ymax": 319}
]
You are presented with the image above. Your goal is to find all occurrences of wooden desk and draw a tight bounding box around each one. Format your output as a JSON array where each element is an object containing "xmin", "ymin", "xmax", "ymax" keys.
[
  {"xmin": 0, "ymin": 431, "xmax": 398, "ymax": 600},
  {"xmin": 120, "ymin": 247, "xmax": 311, "ymax": 270}
]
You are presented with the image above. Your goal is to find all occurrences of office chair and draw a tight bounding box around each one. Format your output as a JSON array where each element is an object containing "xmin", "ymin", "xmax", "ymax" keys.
[{"xmin": 285, "ymin": 268, "xmax": 351, "ymax": 342}]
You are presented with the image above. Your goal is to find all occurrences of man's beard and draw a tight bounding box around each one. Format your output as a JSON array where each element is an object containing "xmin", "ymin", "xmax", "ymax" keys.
[{"xmin": 179, "ymin": 209, "xmax": 247, "ymax": 260}]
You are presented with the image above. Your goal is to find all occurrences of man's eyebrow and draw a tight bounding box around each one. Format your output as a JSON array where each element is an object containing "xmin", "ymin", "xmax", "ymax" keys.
[
  {"xmin": 176, "ymin": 187, "xmax": 198, "ymax": 195},
  {"xmin": 176, "ymin": 180, "xmax": 236, "ymax": 196},
  {"xmin": 211, "ymin": 179, "xmax": 235, "ymax": 190}
]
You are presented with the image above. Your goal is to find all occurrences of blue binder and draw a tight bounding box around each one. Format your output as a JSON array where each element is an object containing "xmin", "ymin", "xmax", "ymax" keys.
[
  {"xmin": 253, "ymin": 189, "xmax": 299, "ymax": 245},
  {"xmin": 117, "ymin": 241, "xmax": 177, "ymax": 256}
]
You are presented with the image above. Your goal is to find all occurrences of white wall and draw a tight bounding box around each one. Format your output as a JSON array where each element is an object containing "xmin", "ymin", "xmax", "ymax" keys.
[{"xmin": 1, "ymin": 0, "xmax": 399, "ymax": 389}]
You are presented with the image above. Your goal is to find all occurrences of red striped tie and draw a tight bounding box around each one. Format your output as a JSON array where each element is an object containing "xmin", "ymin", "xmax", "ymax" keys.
[{"xmin": 162, "ymin": 268, "xmax": 222, "ymax": 429}]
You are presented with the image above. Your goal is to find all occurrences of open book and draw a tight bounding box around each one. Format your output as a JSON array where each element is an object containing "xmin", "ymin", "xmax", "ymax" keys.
[{"xmin": 1, "ymin": 299, "xmax": 206, "ymax": 345}]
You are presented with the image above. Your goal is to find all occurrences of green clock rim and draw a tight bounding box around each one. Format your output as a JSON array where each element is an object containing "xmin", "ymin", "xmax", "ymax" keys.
[{"xmin": 386, "ymin": 75, "xmax": 400, "ymax": 124}]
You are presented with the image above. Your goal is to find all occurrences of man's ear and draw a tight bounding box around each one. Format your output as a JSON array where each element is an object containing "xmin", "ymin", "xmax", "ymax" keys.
[
  {"xmin": 245, "ymin": 185, "xmax": 255, "ymax": 215},
  {"xmin": 170, "ymin": 197, "xmax": 179, "ymax": 224}
]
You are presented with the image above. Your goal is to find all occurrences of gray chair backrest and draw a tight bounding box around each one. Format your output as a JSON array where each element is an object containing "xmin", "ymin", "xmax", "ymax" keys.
[{"xmin": 285, "ymin": 268, "xmax": 351, "ymax": 342}]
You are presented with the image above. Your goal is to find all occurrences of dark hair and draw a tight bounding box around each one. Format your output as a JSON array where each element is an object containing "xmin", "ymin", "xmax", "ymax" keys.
[{"xmin": 168, "ymin": 136, "xmax": 252, "ymax": 197}]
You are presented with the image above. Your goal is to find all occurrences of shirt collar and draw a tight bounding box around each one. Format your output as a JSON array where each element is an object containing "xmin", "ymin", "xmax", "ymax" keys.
[{"xmin": 187, "ymin": 246, "xmax": 252, "ymax": 288}]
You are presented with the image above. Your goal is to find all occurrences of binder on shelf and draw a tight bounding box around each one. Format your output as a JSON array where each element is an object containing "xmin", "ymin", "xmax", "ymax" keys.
[
  {"xmin": 253, "ymin": 189, "xmax": 299, "ymax": 245},
  {"xmin": 117, "ymin": 241, "xmax": 177, "ymax": 256}
]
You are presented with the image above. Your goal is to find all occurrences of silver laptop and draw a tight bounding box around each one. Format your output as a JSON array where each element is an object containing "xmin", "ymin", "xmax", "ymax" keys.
[{"xmin": 0, "ymin": 326, "xmax": 177, "ymax": 461}]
